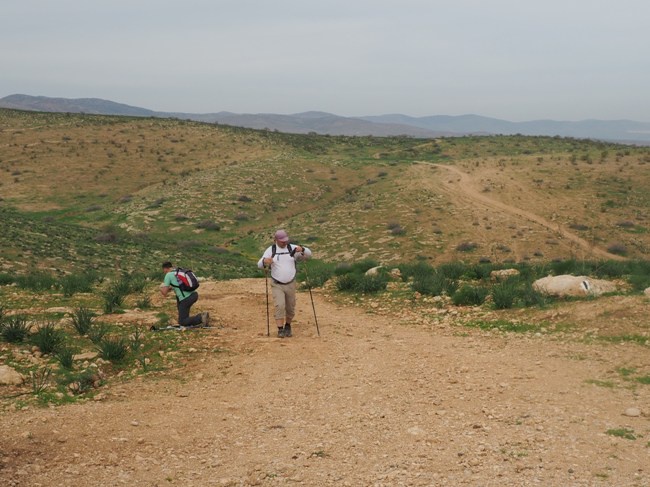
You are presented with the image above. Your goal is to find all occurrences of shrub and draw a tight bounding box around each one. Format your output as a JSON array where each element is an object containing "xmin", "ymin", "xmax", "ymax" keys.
[
  {"xmin": 411, "ymin": 268, "xmax": 458, "ymax": 296},
  {"xmin": 0, "ymin": 273, "xmax": 14, "ymax": 286},
  {"xmin": 55, "ymin": 347, "xmax": 75, "ymax": 370},
  {"xmin": 607, "ymin": 243, "xmax": 628, "ymax": 256},
  {"xmin": 88, "ymin": 322, "xmax": 110, "ymax": 344},
  {"xmin": 456, "ymin": 241, "xmax": 478, "ymax": 252},
  {"xmin": 31, "ymin": 367, "xmax": 52, "ymax": 394},
  {"xmin": 97, "ymin": 336, "xmax": 129, "ymax": 363},
  {"xmin": 335, "ymin": 273, "xmax": 387, "ymax": 294},
  {"xmin": 63, "ymin": 369, "xmax": 99, "ymax": 395},
  {"xmin": 452, "ymin": 285, "xmax": 488, "ymax": 306},
  {"xmin": 569, "ymin": 223, "xmax": 590, "ymax": 231},
  {"xmin": 386, "ymin": 221, "xmax": 406, "ymax": 235},
  {"xmin": 129, "ymin": 325, "xmax": 145, "ymax": 353},
  {"xmin": 398, "ymin": 261, "xmax": 433, "ymax": 281},
  {"xmin": 31, "ymin": 323, "xmax": 66, "ymax": 355},
  {"xmin": 102, "ymin": 279, "xmax": 131, "ymax": 313},
  {"xmin": 125, "ymin": 274, "xmax": 147, "ymax": 294},
  {"xmin": 135, "ymin": 294, "xmax": 152, "ymax": 309},
  {"xmin": 334, "ymin": 262, "xmax": 353, "ymax": 276},
  {"xmin": 1, "ymin": 315, "xmax": 32, "ymax": 343},
  {"xmin": 491, "ymin": 281, "xmax": 518, "ymax": 309},
  {"xmin": 628, "ymin": 273, "xmax": 650, "ymax": 293},
  {"xmin": 356, "ymin": 274, "xmax": 388, "ymax": 294},
  {"xmin": 297, "ymin": 260, "xmax": 335, "ymax": 288},
  {"xmin": 438, "ymin": 262, "xmax": 469, "ymax": 280},
  {"xmin": 335, "ymin": 259, "xmax": 379, "ymax": 276},
  {"xmin": 61, "ymin": 271, "xmax": 97, "ymax": 297},
  {"xmin": 15, "ymin": 271, "xmax": 56, "ymax": 292},
  {"xmin": 70, "ymin": 307, "xmax": 95, "ymax": 336},
  {"xmin": 196, "ymin": 220, "xmax": 221, "ymax": 231},
  {"xmin": 465, "ymin": 263, "xmax": 494, "ymax": 280},
  {"xmin": 519, "ymin": 283, "xmax": 548, "ymax": 307}
]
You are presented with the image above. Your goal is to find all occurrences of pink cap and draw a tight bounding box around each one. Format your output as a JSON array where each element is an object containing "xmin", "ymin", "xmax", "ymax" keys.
[{"xmin": 274, "ymin": 229, "xmax": 289, "ymax": 242}]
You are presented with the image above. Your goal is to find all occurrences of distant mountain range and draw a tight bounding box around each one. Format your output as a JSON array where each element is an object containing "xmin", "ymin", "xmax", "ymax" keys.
[{"xmin": 2, "ymin": 94, "xmax": 650, "ymax": 144}]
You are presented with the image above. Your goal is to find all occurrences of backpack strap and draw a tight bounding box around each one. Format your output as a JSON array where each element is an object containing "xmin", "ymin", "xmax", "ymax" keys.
[
  {"xmin": 271, "ymin": 243, "xmax": 295, "ymax": 258},
  {"xmin": 170, "ymin": 268, "xmax": 188, "ymax": 298}
]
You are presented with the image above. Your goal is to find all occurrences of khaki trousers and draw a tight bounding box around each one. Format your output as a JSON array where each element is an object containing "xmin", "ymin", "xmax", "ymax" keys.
[{"xmin": 271, "ymin": 279, "xmax": 296, "ymax": 322}]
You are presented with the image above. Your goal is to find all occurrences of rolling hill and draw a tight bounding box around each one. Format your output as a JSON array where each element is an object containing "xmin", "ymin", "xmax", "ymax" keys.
[
  {"xmin": 3, "ymin": 94, "xmax": 650, "ymax": 143},
  {"xmin": 0, "ymin": 107, "xmax": 648, "ymax": 278}
]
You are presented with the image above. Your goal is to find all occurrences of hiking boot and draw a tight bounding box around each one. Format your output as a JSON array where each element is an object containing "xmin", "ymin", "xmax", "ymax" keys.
[
  {"xmin": 201, "ymin": 312, "xmax": 210, "ymax": 327},
  {"xmin": 277, "ymin": 326, "xmax": 285, "ymax": 338},
  {"xmin": 283, "ymin": 324, "xmax": 292, "ymax": 337}
]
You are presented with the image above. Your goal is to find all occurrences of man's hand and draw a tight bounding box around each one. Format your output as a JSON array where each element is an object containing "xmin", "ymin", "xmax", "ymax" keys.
[
  {"xmin": 160, "ymin": 284, "xmax": 170, "ymax": 297},
  {"xmin": 263, "ymin": 257, "xmax": 273, "ymax": 266}
]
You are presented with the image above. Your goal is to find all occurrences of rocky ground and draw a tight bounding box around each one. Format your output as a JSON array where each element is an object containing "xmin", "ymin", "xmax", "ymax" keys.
[{"xmin": 1, "ymin": 278, "xmax": 649, "ymax": 486}]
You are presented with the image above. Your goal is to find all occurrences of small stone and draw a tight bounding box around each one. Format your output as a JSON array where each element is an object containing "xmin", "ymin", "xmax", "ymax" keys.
[{"xmin": 624, "ymin": 407, "xmax": 641, "ymax": 417}]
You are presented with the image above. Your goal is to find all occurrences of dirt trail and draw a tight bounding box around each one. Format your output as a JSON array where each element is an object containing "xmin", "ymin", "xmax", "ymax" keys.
[
  {"xmin": 427, "ymin": 163, "xmax": 625, "ymax": 261},
  {"xmin": 1, "ymin": 279, "xmax": 648, "ymax": 486}
]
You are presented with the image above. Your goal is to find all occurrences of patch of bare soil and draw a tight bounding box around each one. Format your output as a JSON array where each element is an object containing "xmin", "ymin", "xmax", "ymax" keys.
[{"xmin": 1, "ymin": 278, "xmax": 648, "ymax": 486}]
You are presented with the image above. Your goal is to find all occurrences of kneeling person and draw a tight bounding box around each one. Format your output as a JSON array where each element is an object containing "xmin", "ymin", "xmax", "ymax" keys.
[{"xmin": 160, "ymin": 261, "xmax": 209, "ymax": 327}]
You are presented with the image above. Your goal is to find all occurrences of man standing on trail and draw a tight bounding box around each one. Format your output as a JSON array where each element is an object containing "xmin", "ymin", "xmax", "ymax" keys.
[
  {"xmin": 258, "ymin": 229, "xmax": 312, "ymax": 338},
  {"xmin": 160, "ymin": 261, "xmax": 209, "ymax": 328}
]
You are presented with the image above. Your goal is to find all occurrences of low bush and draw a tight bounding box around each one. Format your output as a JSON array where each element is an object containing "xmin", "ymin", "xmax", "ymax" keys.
[
  {"xmin": 88, "ymin": 322, "xmax": 110, "ymax": 344},
  {"xmin": 607, "ymin": 243, "xmax": 628, "ymax": 256},
  {"xmin": 335, "ymin": 273, "xmax": 387, "ymax": 294},
  {"xmin": 411, "ymin": 269, "xmax": 457, "ymax": 297},
  {"xmin": 196, "ymin": 220, "xmax": 221, "ymax": 231},
  {"xmin": 97, "ymin": 336, "xmax": 129, "ymax": 363},
  {"xmin": 70, "ymin": 307, "xmax": 95, "ymax": 336},
  {"xmin": 297, "ymin": 260, "xmax": 335, "ymax": 288},
  {"xmin": 135, "ymin": 294, "xmax": 152, "ymax": 309},
  {"xmin": 452, "ymin": 284, "xmax": 488, "ymax": 306},
  {"xmin": 16, "ymin": 271, "xmax": 56, "ymax": 292},
  {"xmin": 0, "ymin": 273, "xmax": 14, "ymax": 286},
  {"xmin": 491, "ymin": 281, "xmax": 518, "ymax": 309},
  {"xmin": 55, "ymin": 347, "xmax": 75, "ymax": 370},
  {"xmin": 1, "ymin": 315, "xmax": 32, "ymax": 343},
  {"xmin": 61, "ymin": 271, "xmax": 98, "ymax": 297},
  {"xmin": 456, "ymin": 241, "xmax": 477, "ymax": 252},
  {"xmin": 31, "ymin": 323, "xmax": 66, "ymax": 355},
  {"xmin": 102, "ymin": 278, "xmax": 132, "ymax": 313}
]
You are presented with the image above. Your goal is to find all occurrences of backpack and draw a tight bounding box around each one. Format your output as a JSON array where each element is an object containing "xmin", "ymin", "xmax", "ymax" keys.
[{"xmin": 173, "ymin": 268, "xmax": 200, "ymax": 293}]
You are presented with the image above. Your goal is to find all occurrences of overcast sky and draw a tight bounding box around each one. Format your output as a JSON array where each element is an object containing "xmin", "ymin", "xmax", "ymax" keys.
[{"xmin": 3, "ymin": 0, "xmax": 650, "ymax": 121}]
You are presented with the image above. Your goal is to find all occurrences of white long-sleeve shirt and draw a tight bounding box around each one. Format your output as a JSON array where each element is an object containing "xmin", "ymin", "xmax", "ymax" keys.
[{"xmin": 257, "ymin": 243, "xmax": 312, "ymax": 284}]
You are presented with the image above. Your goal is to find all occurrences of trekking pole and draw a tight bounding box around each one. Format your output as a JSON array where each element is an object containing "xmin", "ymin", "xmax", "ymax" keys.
[
  {"xmin": 264, "ymin": 269, "xmax": 270, "ymax": 337},
  {"xmin": 302, "ymin": 263, "xmax": 320, "ymax": 337}
]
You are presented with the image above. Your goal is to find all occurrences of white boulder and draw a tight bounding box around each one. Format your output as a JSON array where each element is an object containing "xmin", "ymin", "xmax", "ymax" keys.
[{"xmin": 532, "ymin": 275, "xmax": 618, "ymax": 297}]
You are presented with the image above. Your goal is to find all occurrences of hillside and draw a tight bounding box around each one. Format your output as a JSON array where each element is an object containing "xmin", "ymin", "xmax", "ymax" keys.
[
  {"xmin": 0, "ymin": 109, "xmax": 649, "ymax": 486},
  {"xmin": 0, "ymin": 108, "xmax": 649, "ymax": 278}
]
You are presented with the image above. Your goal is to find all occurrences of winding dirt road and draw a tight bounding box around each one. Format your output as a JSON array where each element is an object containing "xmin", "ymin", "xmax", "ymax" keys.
[{"xmin": 426, "ymin": 163, "xmax": 625, "ymax": 261}]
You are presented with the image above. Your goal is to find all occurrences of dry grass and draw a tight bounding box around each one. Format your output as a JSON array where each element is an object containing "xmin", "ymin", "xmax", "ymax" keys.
[{"xmin": 1, "ymin": 108, "xmax": 648, "ymax": 273}]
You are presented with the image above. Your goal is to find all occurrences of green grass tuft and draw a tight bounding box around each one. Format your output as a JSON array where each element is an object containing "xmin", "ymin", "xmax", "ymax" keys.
[{"xmin": 31, "ymin": 323, "xmax": 66, "ymax": 354}]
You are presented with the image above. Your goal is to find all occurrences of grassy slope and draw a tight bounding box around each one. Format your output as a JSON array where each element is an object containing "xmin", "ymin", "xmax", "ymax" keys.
[{"xmin": 1, "ymin": 108, "xmax": 648, "ymax": 278}]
